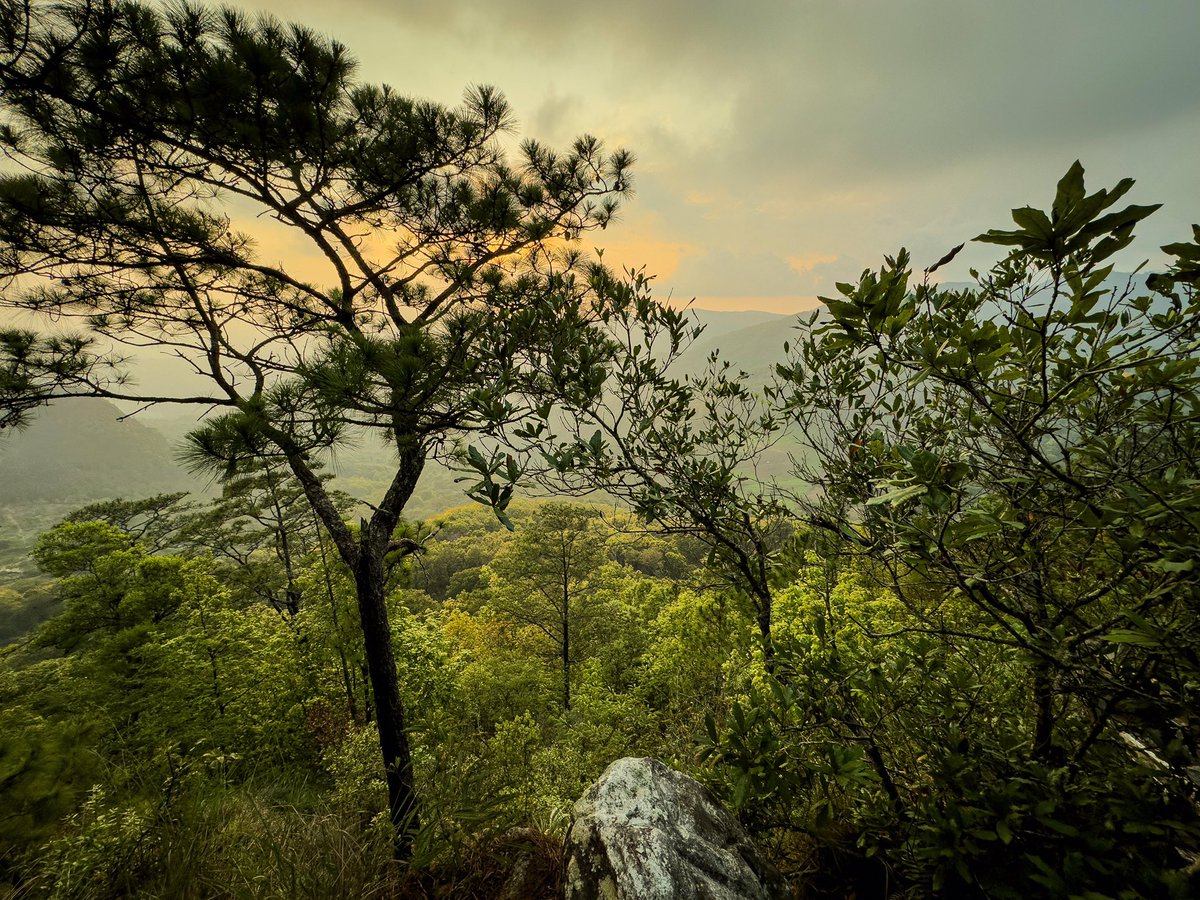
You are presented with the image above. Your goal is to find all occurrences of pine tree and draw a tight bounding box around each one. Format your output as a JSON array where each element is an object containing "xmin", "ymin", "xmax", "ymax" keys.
[{"xmin": 0, "ymin": 0, "xmax": 631, "ymax": 856}]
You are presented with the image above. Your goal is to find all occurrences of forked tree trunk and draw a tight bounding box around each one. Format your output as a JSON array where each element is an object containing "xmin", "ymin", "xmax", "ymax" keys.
[{"xmin": 283, "ymin": 437, "xmax": 424, "ymax": 859}]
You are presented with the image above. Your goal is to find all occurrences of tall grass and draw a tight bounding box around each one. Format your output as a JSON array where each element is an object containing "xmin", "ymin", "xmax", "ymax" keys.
[
  {"xmin": 12, "ymin": 766, "xmax": 564, "ymax": 900},
  {"xmin": 16, "ymin": 774, "xmax": 400, "ymax": 900}
]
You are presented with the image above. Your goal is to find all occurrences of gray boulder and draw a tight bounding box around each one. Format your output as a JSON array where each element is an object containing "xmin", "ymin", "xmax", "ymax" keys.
[{"xmin": 564, "ymin": 757, "xmax": 789, "ymax": 900}]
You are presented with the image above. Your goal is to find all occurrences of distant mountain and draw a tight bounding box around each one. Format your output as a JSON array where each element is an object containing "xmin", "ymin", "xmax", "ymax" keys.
[
  {"xmin": 0, "ymin": 400, "xmax": 203, "ymax": 585},
  {"xmin": 0, "ymin": 400, "xmax": 197, "ymax": 504},
  {"xmin": 134, "ymin": 411, "xmax": 468, "ymax": 522},
  {"xmin": 672, "ymin": 274, "xmax": 1156, "ymax": 388},
  {"xmin": 682, "ymin": 309, "xmax": 793, "ymax": 342},
  {"xmin": 678, "ymin": 314, "xmax": 799, "ymax": 379}
]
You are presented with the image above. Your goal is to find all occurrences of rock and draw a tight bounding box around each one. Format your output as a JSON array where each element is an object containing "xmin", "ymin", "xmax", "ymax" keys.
[{"xmin": 564, "ymin": 757, "xmax": 789, "ymax": 900}]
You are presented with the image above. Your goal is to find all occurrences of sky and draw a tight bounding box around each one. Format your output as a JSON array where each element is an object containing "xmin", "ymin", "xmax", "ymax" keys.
[
  {"xmin": 126, "ymin": 1, "xmax": 1200, "ymax": 312},
  {"xmin": 2, "ymin": 3, "xmax": 1198, "ymax": 470}
]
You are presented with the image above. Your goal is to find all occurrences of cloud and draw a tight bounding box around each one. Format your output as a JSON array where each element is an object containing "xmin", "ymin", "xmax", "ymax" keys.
[
  {"xmin": 664, "ymin": 248, "xmax": 816, "ymax": 297},
  {"xmin": 709, "ymin": 2, "xmax": 1200, "ymax": 188},
  {"xmin": 786, "ymin": 254, "xmax": 837, "ymax": 275},
  {"xmin": 592, "ymin": 227, "xmax": 698, "ymax": 284},
  {"xmin": 189, "ymin": 0, "xmax": 1200, "ymax": 299},
  {"xmin": 219, "ymin": 0, "xmax": 1200, "ymax": 179}
]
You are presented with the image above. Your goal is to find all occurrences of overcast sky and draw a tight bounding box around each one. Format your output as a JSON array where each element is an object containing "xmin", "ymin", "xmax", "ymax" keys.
[{"xmin": 210, "ymin": 1, "xmax": 1200, "ymax": 311}]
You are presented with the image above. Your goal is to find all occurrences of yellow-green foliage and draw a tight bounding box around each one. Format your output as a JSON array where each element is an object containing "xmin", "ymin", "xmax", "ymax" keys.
[
  {"xmin": 771, "ymin": 557, "xmax": 903, "ymax": 658},
  {"xmin": 150, "ymin": 567, "xmax": 311, "ymax": 764},
  {"xmin": 5, "ymin": 479, "xmax": 1199, "ymax": 899}
]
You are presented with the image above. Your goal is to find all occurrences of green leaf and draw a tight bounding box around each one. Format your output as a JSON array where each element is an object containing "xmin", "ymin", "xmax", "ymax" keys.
[
  {"xmin": 1011, "ymin": 206, "xmax": 1053, "ymax": 239},
  {"xmin": 1052, "ymin": 160, "xmax": 1086, "ymax": 222},
  {"xmin": 867, "ymin": 483, "xmax": 927, "ymax": 506},
  {"xmin": 1149, "ymin": 558, "xmax": 1194, "ymax": 573},
  {"xmin": 1101, "ymin": 629, "xmax": 1160, "ymax": 647}
]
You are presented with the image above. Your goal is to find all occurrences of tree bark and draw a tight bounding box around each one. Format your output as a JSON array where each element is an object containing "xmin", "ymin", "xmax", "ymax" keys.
[
  {"xmin": 354, "ymin": 546, "xmax": 419, "ymax": 857},
  {"xmin": 355, "ymin": 440, "xmax": 425, "ymax": 859},
  {"xmin": 1032, "ymin": 662, "xmax": 1061, "ymax": 764},
  {"xmin": 281, "ymin": 434, "xmax": 425, "ymax": 859},
  {"xmin": 756, "ymin": 597, "xmax": 775, "ymax": 673}
]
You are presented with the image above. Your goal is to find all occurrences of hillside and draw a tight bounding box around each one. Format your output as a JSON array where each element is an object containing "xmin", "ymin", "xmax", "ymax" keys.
[
  {"xmin": 0, "ymin": 400, "xmax": 197, "ymax": 504},
  {"xmin": 0, "ymin": 400, "xmax": 201, "ymax": 582},
  {"xmin": 678, "ymin": 314, "xmax": 796, "ymax": 379}
]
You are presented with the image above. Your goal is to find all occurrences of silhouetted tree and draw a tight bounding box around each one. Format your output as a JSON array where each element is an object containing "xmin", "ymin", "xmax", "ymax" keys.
[{"xmin": 0, "ymin": 0, "xmax": 631, "ymax": 856}]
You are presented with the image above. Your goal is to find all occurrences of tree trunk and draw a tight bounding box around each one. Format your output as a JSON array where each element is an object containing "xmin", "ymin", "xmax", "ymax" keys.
[
  {"xmin": 280, "ymin": 434, "xmax": 424, "ymax": 860},
  {"xmin": 354, "ymin": 548, "xmax": 419, "ymax": 858},
  {"xmin": 756, "ymin": 598, "xmax": 775, "ymax": 673},
  {"xmin": 561, "ymin": 564, "xmax": 572, "ymax": 712},
  {"xmin": 1032, "ymin": 663, "xmax": 1060, "ymax": 764},
  {"xmin": 264, "ymin": 465, "xmax": 302, "ymax": 616},
  {"xmin": 562, "ymin": 611, "xmax": 571, "ymax": 712}
]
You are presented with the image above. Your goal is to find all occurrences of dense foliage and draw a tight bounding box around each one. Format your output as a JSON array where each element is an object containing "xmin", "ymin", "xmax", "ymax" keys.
[
  {"xmin": 0, "ymin": 0, "xmax": 634, "ymax": 856},
  {"xmin": 0, "ymin": 499, "xmax": 750, "ymax": 897},
  {"xmin": 0, "ymin": 2, "xmax": 1197, "ymax": 895}
]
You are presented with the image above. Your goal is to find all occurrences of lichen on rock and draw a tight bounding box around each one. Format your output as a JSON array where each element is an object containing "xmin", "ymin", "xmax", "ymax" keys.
[{"xmin": 564, "ymin": 757, "xmax": 789, "ymax": 900}]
